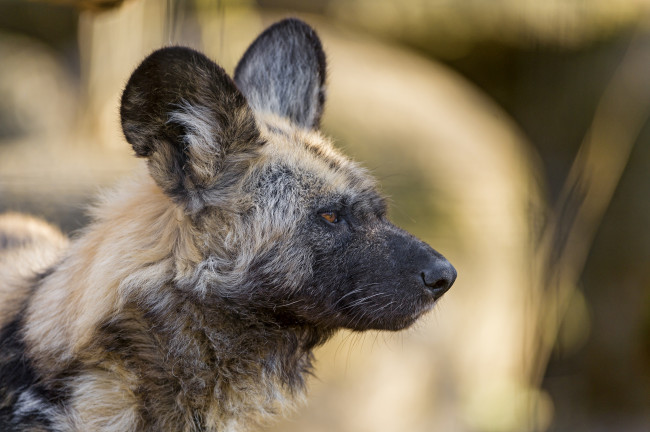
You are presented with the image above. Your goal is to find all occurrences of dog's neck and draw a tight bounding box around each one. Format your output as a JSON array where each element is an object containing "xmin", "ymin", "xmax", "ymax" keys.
[{"xmin": 88, "ymin": 287, "xmax": 331, "ymax": 430}]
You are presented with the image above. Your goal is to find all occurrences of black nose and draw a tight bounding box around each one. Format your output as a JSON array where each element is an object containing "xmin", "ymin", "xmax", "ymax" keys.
[{"xmin": 421, "ymin": 257, "xmax": 456, "ymax": 298}]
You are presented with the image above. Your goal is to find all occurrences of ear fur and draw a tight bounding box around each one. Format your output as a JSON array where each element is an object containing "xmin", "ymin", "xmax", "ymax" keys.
[
  {"xmin": 234, "ymin": 18, "xmax": 327, "ymax": 130},
  {"xmin": 121, "ymin": 47, "xmax": 261, "ymax": 212}
]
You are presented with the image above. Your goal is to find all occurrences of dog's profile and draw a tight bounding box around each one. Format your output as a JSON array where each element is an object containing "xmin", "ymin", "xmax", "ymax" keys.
[{"xmin": 0, "ymin": 19, "xmax": 456, "ymax": 431}]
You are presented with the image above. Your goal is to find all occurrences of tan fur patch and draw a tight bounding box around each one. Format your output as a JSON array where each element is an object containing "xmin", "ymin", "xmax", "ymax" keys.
[
  {"xmin": 22, "ymin": 168, "xmax": 201, "ymax": 371},
  {"xmin": 61, "ymin": 372, "xmax": 140, "ymax": 432}
]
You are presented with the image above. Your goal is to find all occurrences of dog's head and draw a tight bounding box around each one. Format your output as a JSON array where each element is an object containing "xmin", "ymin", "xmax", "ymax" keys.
[{"xmin": 120, "ymin": 19, "xmax": 455, "ymax": 332}]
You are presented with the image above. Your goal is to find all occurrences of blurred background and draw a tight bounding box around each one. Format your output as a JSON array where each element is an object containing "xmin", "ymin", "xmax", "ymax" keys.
[{"xmin": 0, "ymin": 0, "xmax": 649, "ymax": 431}]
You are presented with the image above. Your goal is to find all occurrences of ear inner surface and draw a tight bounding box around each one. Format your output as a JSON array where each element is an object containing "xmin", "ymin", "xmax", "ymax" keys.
[
  {"xmin": 234, "ymin": 18, "xmax": 327, "ymax": 130},
  {"xmin": 120, "ymin": 47, "xmax": 260, "ymax": 212}
]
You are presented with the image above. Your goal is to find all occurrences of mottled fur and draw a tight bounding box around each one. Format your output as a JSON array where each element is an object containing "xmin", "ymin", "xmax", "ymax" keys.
[{"xmin": 0, "ymin": 19, "xmax": 455, "ymax": 431}]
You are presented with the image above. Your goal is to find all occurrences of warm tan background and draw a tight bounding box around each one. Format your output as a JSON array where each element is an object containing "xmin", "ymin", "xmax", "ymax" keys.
[{"xmin": 0, "ymin": 1, "xmax": 649, "ymax": 431}]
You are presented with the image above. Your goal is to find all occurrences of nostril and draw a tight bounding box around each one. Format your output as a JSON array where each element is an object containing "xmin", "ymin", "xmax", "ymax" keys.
[
  {"xmin": 428, "ymin": 275, "xmax": 450, "ymax": 291},
  {"xmin": 421, "ymin": 272, "xmax": 451, "ymax": 294},
  {"xmin": 420, "ymin": 260, "xmax": 456, "ymax": 298}
]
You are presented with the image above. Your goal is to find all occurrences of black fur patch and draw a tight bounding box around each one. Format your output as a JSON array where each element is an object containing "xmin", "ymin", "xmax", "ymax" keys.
[
  {"xmin": 0, "ymin": 269, "xmax": 75, "ymax": 430},
  {"xmin": 0, "ymin": 317, "xmax": 57, "ymax": 430}
]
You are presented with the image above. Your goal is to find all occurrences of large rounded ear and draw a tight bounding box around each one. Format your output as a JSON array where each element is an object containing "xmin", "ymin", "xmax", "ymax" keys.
[
  {"xmin": 121, "ymin": 47, "xmax": 261, "ymax": 213},
  {"xmin": 234, "ymin": 18, "xmax": 327, "ymax": 130}
]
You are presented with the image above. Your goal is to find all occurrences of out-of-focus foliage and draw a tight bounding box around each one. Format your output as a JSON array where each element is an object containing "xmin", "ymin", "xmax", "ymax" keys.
[{"xmin": 0, "ymin": 1, "xmax": 649, "ymax": 431}]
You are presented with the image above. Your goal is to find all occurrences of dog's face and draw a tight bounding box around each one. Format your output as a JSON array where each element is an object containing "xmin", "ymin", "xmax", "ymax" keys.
[{"xmin": 120, "ymin": 19, "xmax": 455, "ymax": 332}]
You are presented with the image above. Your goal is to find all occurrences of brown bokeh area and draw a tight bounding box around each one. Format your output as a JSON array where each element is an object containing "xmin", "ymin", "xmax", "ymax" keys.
[{"xmin": 0, "ymin": 1, "xmax": 649, "ymax": 431}]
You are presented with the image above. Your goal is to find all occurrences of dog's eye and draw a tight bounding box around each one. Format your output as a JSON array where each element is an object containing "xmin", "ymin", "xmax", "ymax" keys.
[{"xmin": 320, "ymin": 211, "xmax": 339, "ymax": 224}]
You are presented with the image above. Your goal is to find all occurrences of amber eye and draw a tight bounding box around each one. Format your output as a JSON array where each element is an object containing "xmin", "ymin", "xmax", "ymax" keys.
[{"xmin": 320, "ymin": 211, "xmax": 339, "ymax": 224}]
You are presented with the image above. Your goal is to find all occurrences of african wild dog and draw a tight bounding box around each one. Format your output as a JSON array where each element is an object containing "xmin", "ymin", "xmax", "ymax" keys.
[{"xmin": 0, "ymin": 19, "xmax": 456, "ymax": 431}]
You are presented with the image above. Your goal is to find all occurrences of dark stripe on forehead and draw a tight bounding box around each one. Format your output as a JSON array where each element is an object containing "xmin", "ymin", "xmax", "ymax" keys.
[{"xmin": 302, "ymin": 141, "xmax": 342, "ymax": 172}]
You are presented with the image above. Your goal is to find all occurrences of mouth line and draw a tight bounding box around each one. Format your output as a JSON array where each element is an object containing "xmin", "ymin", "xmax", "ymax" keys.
[{"xmin": 408, "ymin": 296, "xmax": 438, "ymax": 320}]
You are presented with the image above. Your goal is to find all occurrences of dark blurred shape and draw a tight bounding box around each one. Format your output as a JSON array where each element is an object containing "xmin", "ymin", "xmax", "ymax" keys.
[
  {"xmin": 36, "ymin": 0, "xmax": 128, "ymax": 11},
  {"xmin": 255, "ymin": 0, "xmax": 331, "ymax": 14},
  {"xmin": 0, "ymin": 2, "xmax": 77, "ymax": 52}
]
